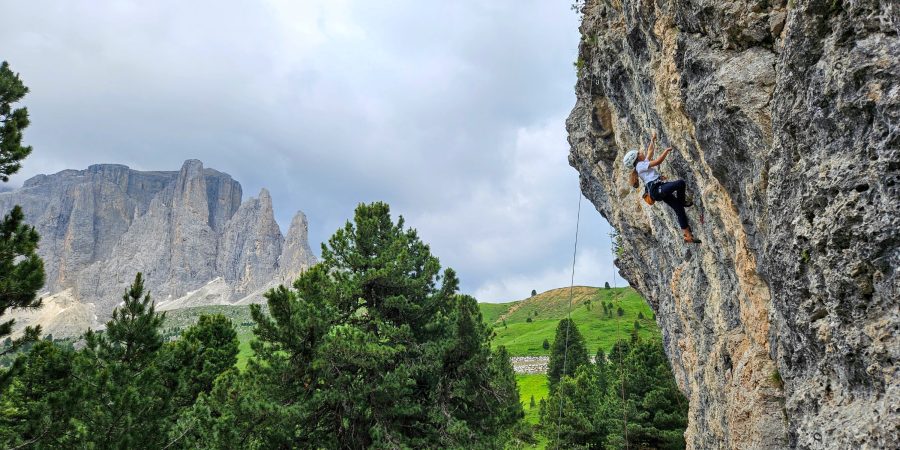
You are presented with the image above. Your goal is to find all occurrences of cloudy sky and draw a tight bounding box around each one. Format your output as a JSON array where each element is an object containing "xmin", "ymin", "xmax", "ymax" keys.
[{"xmin": 0, "ymin": 0, "xmax": 618, "ymax": 302}]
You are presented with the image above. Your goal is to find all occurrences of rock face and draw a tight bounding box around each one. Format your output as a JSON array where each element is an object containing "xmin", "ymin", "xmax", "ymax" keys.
[
  {"xmin": 0, "ymin": 160, "xmax": 316, "ymax": 332},
  {"xmin": 567, "ymin": 1, "xmax": 897, "ymax": 448}
]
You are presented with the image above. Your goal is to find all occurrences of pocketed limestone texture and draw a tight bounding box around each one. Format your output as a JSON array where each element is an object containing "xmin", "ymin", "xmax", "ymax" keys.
[{"xmin": 566, "ymin": 1, "xmax": 898, "ymax": 448}]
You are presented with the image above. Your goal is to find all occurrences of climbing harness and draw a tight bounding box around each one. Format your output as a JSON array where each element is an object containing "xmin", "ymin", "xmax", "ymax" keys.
[{"xmin": 643, "ymin": 180, "xmax": 660, "ymax": 206}]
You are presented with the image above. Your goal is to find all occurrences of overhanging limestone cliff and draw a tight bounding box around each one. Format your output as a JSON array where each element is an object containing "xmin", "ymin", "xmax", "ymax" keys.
[{"xmin": 567, "ymin": 0, "xmax": 898, "ymax": 448}]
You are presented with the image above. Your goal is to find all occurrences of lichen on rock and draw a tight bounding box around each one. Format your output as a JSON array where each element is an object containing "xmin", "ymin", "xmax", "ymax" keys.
[{"xmin": 567, "ymin": 0, "xmax": 898, "ymax": 448}]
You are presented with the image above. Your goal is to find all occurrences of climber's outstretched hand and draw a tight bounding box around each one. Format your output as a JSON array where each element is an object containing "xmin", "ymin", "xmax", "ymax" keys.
[{"xmin": 649, "ymin": 147, "xmax": 673, "ymax": 168}]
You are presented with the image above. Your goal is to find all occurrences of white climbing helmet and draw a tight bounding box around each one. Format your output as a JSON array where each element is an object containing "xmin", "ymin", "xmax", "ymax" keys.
[{"xmin": 623, "ymin": 150, "xmax": 638, "ymax": 168}]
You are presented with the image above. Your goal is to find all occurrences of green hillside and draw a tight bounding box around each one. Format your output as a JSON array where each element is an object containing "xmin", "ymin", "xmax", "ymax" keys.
[
  {"xmin": 478, "ymin": 287, "xmax": 657, "ymax": 356},
  {"xmin": 517, "ymin": 374, "xmax": 549, "ymax": 425},
  {"xmin": 160, "ymin": 286, "xmax": 656, "ymax": 367}
]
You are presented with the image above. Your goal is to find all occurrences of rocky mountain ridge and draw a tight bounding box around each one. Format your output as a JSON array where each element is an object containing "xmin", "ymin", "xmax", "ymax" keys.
[
  {"xmin": 567, "ymin": 0, "xmax": 897, "ymax": 448},
  {"xmin": 0, "ymin": 159, "xmax": 316, "ymax": 336}
]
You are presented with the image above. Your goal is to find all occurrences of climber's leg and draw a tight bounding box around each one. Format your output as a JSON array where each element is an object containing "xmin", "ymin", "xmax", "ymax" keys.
[
  {"xmin": 658, "ymin": 180, "xmax": 688, "ymax": 205},
  {"xmin": 661, "ymin": 196, "xmax": 700, "ymax": 244}
]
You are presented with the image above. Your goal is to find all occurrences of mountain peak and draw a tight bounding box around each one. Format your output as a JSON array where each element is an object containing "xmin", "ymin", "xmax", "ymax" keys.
[{"xmin": 1, "ymin": 161, "xmax": 313, "ymax": 338}]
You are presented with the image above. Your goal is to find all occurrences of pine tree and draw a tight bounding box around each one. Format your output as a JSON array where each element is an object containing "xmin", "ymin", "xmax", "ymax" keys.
[
  {"xmin": 176, "ymin": 202, "xmax": 522, "ymax": 448},
  {"xmin": 604, "ymin": 281, "xmax": 611, "ymax": 289},
  {"xmin": 0, "ymin": 340, "xmax": 81, "ymax": 448},
  {"xmin": 542, "ymin": 338, "xmax": 550, "ymax": 350},
  {"xmin": 530, "ymin": 394, "xmax": 536, "ymax": 409},
  {"xmin": 540, "ymin": 365, "xmax": 604, "ymax": 448},
  {"xmin": 605, "ymin": 340, "xmax": 687, "ymax": 449},
  {"xmin": 74, "ymin": 273, "xmax": 170, "ymax": 448},
  {"xmin": 547, "ymin": 318, "xmax": 589, "ymax": 392},
  {"xmin": 0, "ymin": 61, "xmax": 33, "ymax": 181},
  {"xmin": 617, "ymin": 306, "xmax": 624, "ymax": 317},
  {"xmin": 595, "ymin": 348, "xmax": 609, "ymax": 393},
  {"xmin": 100, "ymin": 273, "xmax": 165, "ymax": 364},
  {"xmin": 1, "ymin": 273, "xmax": 240, "ymax": 449},
  {"xmin": 158, "ymin": 314, "xmax": 239, "ymax": 412},
  {"xmin": 0, "ymin": 61, "xmax": 44, "ymax": 349},
  {"xmin": 0, "ymin": 206, "xmax": 44, "ymax": 342},
  {"xmin": 531, "ymin": 289, "xmax": 537, "ymax": 297}
]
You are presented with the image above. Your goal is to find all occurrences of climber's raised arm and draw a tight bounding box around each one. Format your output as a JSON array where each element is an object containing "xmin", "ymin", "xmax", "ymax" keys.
[
  {"xmin": 646, "ymin": 131, "xmax": 657, "ymax": 160},
  {"xmin": 649, "ymin": 147, "xmax": 672, "ymax": 168}
]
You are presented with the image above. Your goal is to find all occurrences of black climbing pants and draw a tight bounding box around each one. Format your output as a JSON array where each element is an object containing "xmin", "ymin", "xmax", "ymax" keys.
[{"xmin": 653, "ymin": 180, "xmax": 690, "ymax": 230}]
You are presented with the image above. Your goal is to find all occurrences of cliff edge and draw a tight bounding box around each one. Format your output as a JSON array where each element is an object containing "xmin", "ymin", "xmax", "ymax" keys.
[{"xmin": 566, "ymin": 0, "xmax": 898, "ymax": 448}]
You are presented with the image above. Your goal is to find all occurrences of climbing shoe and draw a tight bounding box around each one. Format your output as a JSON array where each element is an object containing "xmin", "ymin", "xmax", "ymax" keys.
[{"xmin": 684, "ymin": 238, "xmax": 701, "ymax": 244}]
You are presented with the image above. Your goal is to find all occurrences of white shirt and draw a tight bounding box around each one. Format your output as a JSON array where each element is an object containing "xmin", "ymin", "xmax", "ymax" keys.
[{"xmin": 636, "ymin": 160, "xmax": 660, "ymax": 184}]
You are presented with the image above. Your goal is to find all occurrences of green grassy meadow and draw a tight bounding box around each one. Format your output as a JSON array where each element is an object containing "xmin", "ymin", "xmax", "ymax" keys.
[
  {"xmin": 517, "ymin": 374, "xmax": 549, "ymax": 425},
  {"xmin": 481, "ymin": 287, "xmax": 658, "ymax": 356},
  {"xmin": 163, "ymin": 286, "xmax": 657, "ymax": 369}
]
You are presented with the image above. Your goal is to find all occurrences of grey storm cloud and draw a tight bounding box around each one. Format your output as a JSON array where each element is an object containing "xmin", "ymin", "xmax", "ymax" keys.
[{"xmin": 0, "ymin": 0, "xmax": 618, "ymax": 301}]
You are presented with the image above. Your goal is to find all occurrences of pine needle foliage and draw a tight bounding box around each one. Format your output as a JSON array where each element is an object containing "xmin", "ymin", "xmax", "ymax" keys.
[
  {"xmin": 175, "ymin": 202, "xmax": 523, "ymax": 448},
  {"xmin": 0, "ymin": 60, "xmax": 44, "ymax": 347},
  {"xmin": 541, "ymin": 338, "xmax": 688, "ymax": 449}
]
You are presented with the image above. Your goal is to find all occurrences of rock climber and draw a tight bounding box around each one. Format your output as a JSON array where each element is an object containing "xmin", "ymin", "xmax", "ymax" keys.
[{"xmin": 624, "ymin": 131, "xmax": 700, "ymax": 244}]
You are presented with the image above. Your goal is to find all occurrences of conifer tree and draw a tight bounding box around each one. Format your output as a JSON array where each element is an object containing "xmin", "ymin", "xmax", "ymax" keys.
[
  {"xmin": 0, "ymin": 340, "xmax": 81, "ymax": 448},
  {"xmin": 547, "ymin": 318, "xmax": 589, "ymax": 392},
  {"xmin": 0, "ymin": 207, "xmax": 44, "ymax": 342},
  {"xmin": 540, "ymin": 365, "xmax": 605, "ymax": 448},
  {"xmin": 176, "ymin": 202, "xmax": 522, "ymax": 448},
  {"xmin": 594, "ymin": 348, "xmax": 610, "ymax": 394},
  {"xmin": 604, "ymin": 340, "xmax": 687, "ymax": 449},
  {"xmin": 1, "ymin": 274, "xmax": 240, "ymax": 449},
  {"xmin": 74, "ymin": 273, "xmax": 170, "ymax": 448},
  {"xmin": 159, "ymin": 314, "xmax": 239, "ymax": 412},
  {"xmin": 0, "ymin": 61, "xmax": 33, "ymax": 181},
  {"xmin": 0, "ymin": 61, "xmax": 44, "ymax": 348}
]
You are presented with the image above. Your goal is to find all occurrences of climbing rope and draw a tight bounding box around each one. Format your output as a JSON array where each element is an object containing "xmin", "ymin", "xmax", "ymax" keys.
[
  {"xmin": 555, "ymin": 33, "xmax": 629, "ymax": 448},
  {"xmin": 555, "ymin": 188, "xmax": 582, "ymax": 450},
  {"xmin": 611, "ymin": 231, "xmax": 629, "ymax": 449}
]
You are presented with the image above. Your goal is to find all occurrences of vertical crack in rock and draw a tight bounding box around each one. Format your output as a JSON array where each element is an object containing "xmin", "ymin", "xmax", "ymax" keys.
[{"xmin": 567, "ymin": 0, "xmax": 898, "ymax": 448}]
